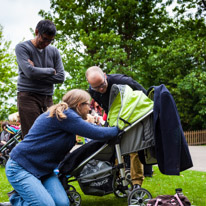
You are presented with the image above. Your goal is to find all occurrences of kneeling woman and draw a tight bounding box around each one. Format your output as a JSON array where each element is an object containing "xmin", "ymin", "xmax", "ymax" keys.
[{"xmin": 6, "ymin": 89, "xmax": 118, "ymax": 206}]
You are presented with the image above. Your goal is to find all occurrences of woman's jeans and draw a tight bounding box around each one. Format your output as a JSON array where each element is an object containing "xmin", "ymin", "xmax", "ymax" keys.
[{"xmin": 6, "ymin": 159, "xmax": 70, "ymax": 206}]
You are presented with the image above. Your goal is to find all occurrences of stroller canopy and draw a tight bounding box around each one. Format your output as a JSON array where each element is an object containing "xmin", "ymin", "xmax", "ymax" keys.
[{"xmin": 107, "ymin": 84, "xmax": 154, "ymax": 130}]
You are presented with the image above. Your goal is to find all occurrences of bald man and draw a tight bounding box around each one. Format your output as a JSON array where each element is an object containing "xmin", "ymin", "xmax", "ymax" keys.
[
  {"xmin": 86, "ymin": 66, "xmax": 151, "ymax": 188},
  {"xmin": 86, "ymin": 66, "xmax": 146, "ymax": 114}
]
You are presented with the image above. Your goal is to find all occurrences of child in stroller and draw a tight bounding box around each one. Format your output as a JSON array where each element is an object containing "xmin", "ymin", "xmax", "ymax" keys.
[{"xmin": 0, "ymin": 122, "xmax": 21, "ymax": 166}]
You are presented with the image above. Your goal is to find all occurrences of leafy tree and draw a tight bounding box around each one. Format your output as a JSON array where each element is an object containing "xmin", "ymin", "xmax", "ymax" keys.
[
  {"xmin": 0, "ymin": 25, "xmax": 18, "ymax": 120},
  {"xmin": 172, "ymin": 0, "xmax": 206, "ymax": 19},
  {"xmin": 39, "ymin": 0, "xmax": 174, "ymax": 88},
  {"xmin": 39, "ymin": 0, "xmax": 206, "ymax": 130},
  {"xmin": 143, "ymin": 30, "xmax": 206, "ymax": 129},
  {"xmin": 177, "ymin": 71, "xmax": 206, "ymax": 130},
  {"xmin": 141, "ymin": 12, "xmax": 206, "ymax": 130}
]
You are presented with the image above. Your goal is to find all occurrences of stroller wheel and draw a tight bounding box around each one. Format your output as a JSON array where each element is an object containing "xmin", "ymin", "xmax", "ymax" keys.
[
  {"xmin": 0, "ymin": 156, "xmax": 8, "ymax": 166},
  {"xmin": 128, "ymin": 188, "xmax": 152, "ymax": 205},
  {"xmin": 113, "ymin": 177, "xmax": 133, "ymax": 198},
  {"xmin": 68, "ymin": 191, "xmax": 81, "ymax": 206}
]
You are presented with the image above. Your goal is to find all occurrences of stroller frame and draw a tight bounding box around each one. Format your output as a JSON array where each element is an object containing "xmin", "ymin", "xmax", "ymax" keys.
[{"xmin": 59, "ymin": 110, "xmax": 153, "ymax": 206}]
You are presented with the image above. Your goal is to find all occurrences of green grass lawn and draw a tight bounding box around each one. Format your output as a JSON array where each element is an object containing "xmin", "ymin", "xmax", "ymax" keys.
[{"xmin": 0, "ymin": 165, "xmax": 206, "ymax": 206}]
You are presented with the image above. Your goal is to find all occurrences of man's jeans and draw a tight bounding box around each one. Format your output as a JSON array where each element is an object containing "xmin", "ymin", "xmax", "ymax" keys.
[{"xmin": 6, "ymin": 159, "xmax": 69, "ymax": 206}]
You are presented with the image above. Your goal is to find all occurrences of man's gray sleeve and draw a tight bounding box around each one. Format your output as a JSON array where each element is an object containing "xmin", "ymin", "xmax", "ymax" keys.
[
  {"xmin": 39, "ymin": 49, "xmax": 65, "ymax": 84},
  {"xmin": 15, "ymin": 43, "xmax": 56, "ymax": 80}
]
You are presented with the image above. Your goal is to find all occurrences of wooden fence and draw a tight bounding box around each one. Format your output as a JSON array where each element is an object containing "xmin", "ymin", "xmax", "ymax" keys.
[{"xmin": 184, "ymin": 130, "xmax": 206, "ymax": 145}]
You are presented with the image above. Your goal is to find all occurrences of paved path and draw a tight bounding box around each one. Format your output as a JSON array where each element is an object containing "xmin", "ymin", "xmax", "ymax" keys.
[{"xmin": 188, "ymin": 146, "xmax": 206, "ymax": 172}]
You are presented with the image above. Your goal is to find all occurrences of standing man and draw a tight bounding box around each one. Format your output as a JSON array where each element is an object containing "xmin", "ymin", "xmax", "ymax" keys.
[
  {"xmin": 86, "ymin": 66, "xmax": 150, "ymax": 189},
  {"xmin": 15, "ymin": 19, "xmax": 65, "ymax": 138}
]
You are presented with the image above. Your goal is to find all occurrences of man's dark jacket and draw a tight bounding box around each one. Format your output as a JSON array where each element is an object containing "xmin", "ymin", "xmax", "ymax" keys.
[
  {"xmin": 89, "ymin": 74, "xmax": 146, "ymax": 114},
  {"xmin": 152, "ymin": 84, "xmax": 193, "ymax": 175}
]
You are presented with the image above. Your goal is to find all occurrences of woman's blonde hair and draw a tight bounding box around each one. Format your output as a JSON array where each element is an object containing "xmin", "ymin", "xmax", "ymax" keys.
[{"xmin": 48, "ymin": 89, "xmax": 91, "ymax": 120}]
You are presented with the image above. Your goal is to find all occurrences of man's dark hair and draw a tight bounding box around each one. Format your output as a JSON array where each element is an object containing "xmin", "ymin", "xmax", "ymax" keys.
[{"xmin": 36, "ymin": 19, "xmax": 56, "ymax": 36}]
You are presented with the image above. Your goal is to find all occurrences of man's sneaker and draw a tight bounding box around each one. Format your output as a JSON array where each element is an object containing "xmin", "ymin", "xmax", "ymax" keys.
[
  {"xmin": 133, "ymin": 184, "xmax": 141, "ymax": 189},
  {"xmin": 0, "ymin": 202, "xmax": 11, "ymax": 206}
]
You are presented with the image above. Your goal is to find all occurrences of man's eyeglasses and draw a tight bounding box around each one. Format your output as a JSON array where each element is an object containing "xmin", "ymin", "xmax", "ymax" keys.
[
  {"xmin": 91, "ymin": 76, "xmax": 106, "ymax": 91},
  {"xmin": 40, "ymin": 34, "xmax": 55, "ymax": 43}
]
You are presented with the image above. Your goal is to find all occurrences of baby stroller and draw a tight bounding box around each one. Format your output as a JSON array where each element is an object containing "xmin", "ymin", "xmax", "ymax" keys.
[
  {"xmin": 0, "ymin": 127, "xmax": 22, "ymax": 166},
  {"xmin": 58, "ymin": 84, "xmax": 155, "ymax": 206}
]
